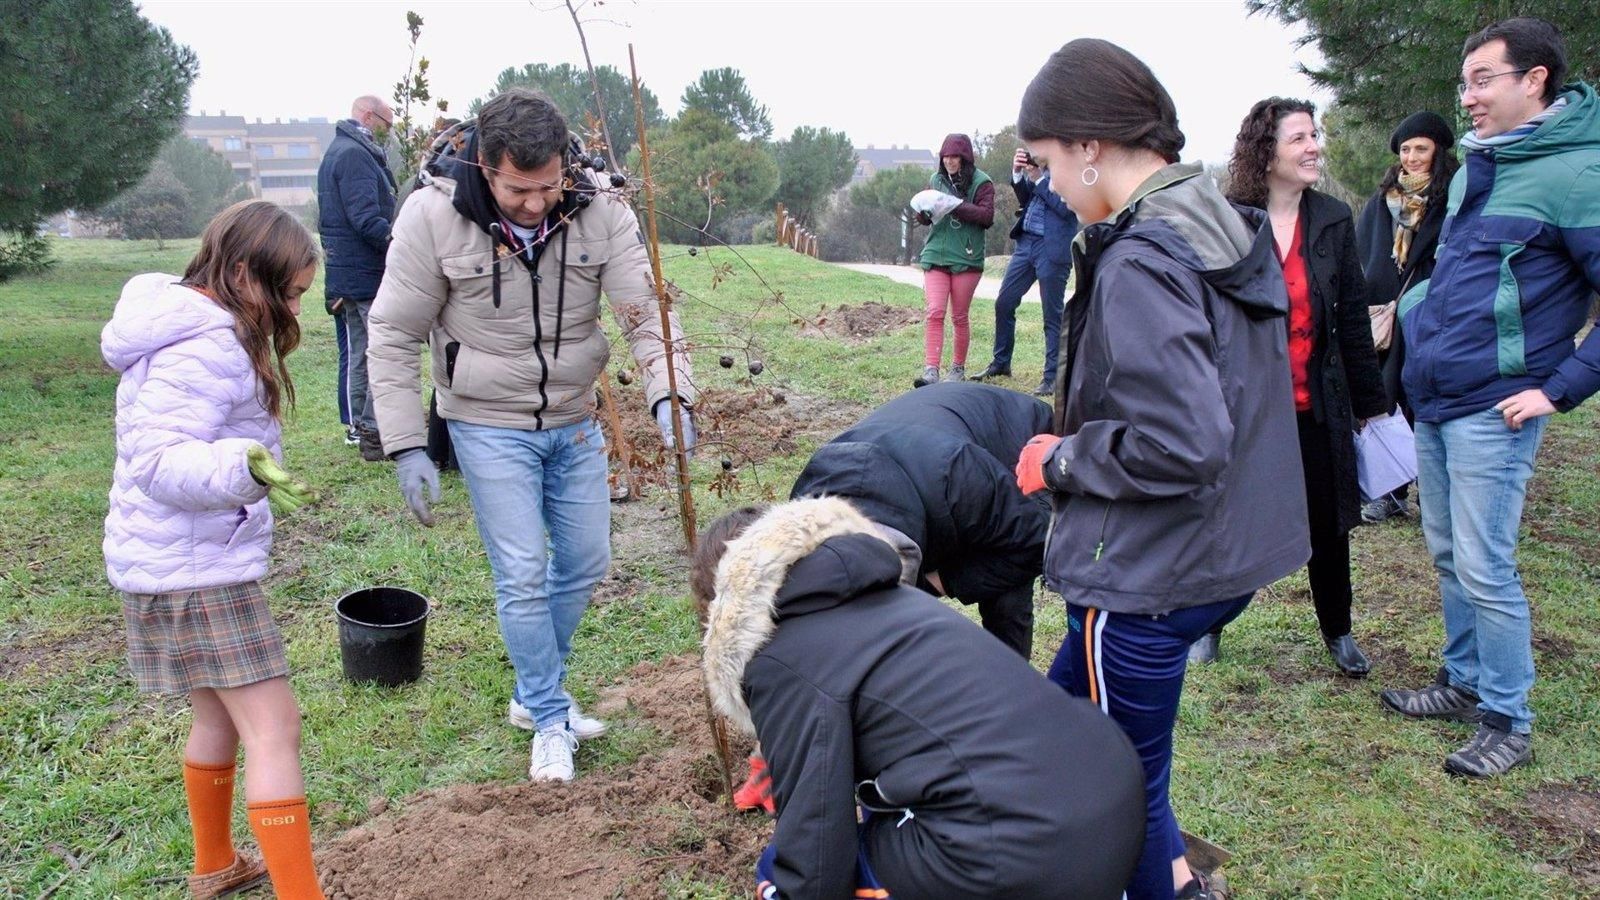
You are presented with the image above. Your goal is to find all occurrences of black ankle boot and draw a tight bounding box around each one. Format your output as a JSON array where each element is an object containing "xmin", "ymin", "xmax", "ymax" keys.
[{"xmin": 1325, "ymin": 633, "xmax": 1370, "ymax": 677}]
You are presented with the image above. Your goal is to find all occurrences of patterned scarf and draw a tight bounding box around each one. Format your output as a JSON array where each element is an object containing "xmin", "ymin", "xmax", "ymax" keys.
[
  {"xmin": 1385, "ymin": 172, "xmax": 1431, "ymax": 270},
  {"xmin": 1460, "ymin": 96, "xmax": 1569, "ymax": 151}
]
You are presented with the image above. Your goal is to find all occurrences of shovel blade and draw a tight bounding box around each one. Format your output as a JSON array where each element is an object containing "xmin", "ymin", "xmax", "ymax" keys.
[{"xmin": 1181, "ymin": 829, "xmax": 1233, "ymax": 871}]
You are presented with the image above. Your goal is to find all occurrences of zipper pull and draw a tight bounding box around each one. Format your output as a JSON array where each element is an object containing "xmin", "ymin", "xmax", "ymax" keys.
[{"xmin": 1094, "ymin": 541, "xmax": 1104, "ymax": 561}]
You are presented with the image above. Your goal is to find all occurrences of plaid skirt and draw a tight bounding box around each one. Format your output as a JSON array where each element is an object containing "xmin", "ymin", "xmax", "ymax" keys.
[{"xmin": 121, "ymin": 581, "xmax": 290, "ymax": 694}]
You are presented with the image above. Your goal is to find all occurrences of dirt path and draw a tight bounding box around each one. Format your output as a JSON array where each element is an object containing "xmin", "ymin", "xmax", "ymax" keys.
[{"xmin": 836, "ymin": 262, "xmax": 1041, "ymax": 304}]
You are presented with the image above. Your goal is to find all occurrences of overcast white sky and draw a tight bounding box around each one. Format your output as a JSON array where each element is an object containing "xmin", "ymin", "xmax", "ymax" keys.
[{"xmin": 139, "ymin": 0, "xmax": 1325, "ymax": 163}]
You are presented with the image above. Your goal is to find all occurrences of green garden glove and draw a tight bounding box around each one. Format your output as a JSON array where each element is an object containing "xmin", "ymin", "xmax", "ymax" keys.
[{"xmin": 246, "ymin": 444, "xmax": 319, "ymax": 517}]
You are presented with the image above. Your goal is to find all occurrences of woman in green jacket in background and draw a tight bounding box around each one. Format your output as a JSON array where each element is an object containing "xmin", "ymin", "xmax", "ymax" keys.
[{"xmin": 915, "ymin": 133, "xmax": 995, "ymax": 387}]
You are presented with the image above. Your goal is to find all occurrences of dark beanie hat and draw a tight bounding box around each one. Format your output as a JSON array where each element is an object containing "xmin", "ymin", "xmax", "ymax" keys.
[{"xmin": 1390, "ymin": 111, "xmax": 1455, "ymax": 154}]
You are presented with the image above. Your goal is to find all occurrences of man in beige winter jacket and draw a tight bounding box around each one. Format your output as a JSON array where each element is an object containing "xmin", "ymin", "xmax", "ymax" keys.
[{"xmin": 366, "ymin": 88, "xmax": 694, "ymax": 783}]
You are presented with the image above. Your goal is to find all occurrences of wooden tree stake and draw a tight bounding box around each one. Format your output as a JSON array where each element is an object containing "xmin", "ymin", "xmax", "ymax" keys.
[{"xmin": 629, "ymin": 44, "xmax": 736, "ymax": 809}]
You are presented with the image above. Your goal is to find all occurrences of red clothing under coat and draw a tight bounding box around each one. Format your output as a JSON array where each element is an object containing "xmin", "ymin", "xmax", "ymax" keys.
[{"xmin": 1279, "ymin": 218, "xmax": 1314, "ymax": 411}]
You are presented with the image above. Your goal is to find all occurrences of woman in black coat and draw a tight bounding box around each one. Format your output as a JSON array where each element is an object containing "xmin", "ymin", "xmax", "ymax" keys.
[
  {"xmin": 1354, "ymin": 111, "xmax": 1458, "ymax": 521},
  {"xmin": 1203, "ymin": 97, "xmax": 1389, "ymax": 676}
]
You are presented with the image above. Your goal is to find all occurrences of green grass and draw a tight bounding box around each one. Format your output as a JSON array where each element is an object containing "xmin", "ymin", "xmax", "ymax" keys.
[{"xmin": 2, "ymin": 237, "xmax": 1597, "ymax": 897}]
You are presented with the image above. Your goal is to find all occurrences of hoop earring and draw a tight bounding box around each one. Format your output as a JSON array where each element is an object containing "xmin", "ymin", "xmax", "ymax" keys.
[{"xmin": 1081, "ymin": 165, "xmax": 1100, "ymax": 187}]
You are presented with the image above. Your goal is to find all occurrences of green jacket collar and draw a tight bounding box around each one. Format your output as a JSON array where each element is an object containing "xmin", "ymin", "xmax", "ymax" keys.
[{"xmin": 1494, "ymin": 82, "xmax": 1600, "ymax": 161}]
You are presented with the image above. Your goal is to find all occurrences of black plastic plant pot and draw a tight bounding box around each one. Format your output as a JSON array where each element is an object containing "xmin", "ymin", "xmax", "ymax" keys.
[{"xmin": 334, "ymin": 586, "xmax": 430, "ymax": 687}]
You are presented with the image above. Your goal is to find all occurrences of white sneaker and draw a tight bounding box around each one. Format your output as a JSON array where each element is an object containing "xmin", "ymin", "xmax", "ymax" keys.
[
  {"xmin": 529, "ymin": 726, "xmax": 578, "ymax": 782},
  {"xmin": 565, "ymin": 700, "xmax": 608, "ymax": 740},
  {"xmin": 508, "ymin": 697, "xmax": 608, "ymax": 740}
]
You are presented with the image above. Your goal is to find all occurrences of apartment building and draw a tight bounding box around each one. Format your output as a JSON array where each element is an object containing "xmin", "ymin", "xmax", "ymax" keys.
[
  {"xmin": 183, "ymin": 112, "xmax": 338, "ymax": 209},
  {"xmin": 851, "ymin": 144, "xmax": 937, "ymax": 185}
]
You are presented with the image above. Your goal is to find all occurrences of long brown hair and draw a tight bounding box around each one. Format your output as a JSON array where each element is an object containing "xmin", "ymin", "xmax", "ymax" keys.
[
  {"xmin": 1226, "ymin": 97, "xmax": 1316, "ymax": 209},
  {"xmin": 180, "ymin": 200, "xmax": 317, "ymax": 419}
]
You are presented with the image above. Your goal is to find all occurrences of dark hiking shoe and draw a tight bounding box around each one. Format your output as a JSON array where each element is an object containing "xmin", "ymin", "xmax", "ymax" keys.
[
  {"xmin": 1176, "ymin": 869, "xmax": 1228, "ymax": 899},
  {"xmin": 1362, "ymin": 492, "xmax": 1415, "ymax": 523},
  {"xmin": 1444, "ymin": 714, "xmax": 1532, "ymax": 778},
  {"xmin": 1324, "ymin": 633, "xmax": 1371, "ymax": 677},
  {"xmin": 972, "ymin": 363, "xmax": 1011, "ymax": 380},
  {"xmin": 1188, "ymin": 632, "xmax": 1220, "ymax": 665},
  {"xmin": 1380, "ymin": 667, "xmax": 1481, "ymax": 721},
  {"xmin": 1361, "ymin": 494, "xmax": 1397, "ymax": 523},
  {"xmin": 357, "ymin": 427, "xmax": 386, "ymax": 463},
  {"xmin": 1032, "ymin": 378, "xmax": 1054, "ymax": 397}
]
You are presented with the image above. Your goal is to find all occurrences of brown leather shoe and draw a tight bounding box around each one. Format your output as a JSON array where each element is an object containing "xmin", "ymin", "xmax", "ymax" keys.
[{"xmin": 188, "ymin": 850, "xmax": 269, "ymax": 899}]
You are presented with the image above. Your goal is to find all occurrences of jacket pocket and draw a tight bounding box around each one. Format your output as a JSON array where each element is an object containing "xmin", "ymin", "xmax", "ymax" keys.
[
  {"xmin": 447, "ymin": 344, "xmax": 531, "ymax": 402},
  {"xmin": 440, "ymin": 251, "xmax": 506, "ymax": 317},
  {"xmin": 1476, "ymin": 219, "xmax": 1541, "ymax": 377},
  {"xmin": 548, "ymin": 239, "xmax": 608, "ymax": 327},
  {"xmin": 444, "ymin": 341, "xmax": 460, "ymax": 385},
  {"xmin": 223, "ymin": 503, "xmax": 265, "ymax": 552}
]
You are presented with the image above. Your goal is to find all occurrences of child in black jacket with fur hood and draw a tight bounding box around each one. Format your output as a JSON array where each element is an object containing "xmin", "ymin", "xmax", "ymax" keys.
[{"xmin": 693, "ymin": 497, "xmax": 1145, "ymax": 900}]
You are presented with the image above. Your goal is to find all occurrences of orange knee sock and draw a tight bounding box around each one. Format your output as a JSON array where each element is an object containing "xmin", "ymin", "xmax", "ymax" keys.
[
  {"xmin": 182, "ymin": 760, "xmax": 237, "ymax": 875},
  {"xmin": 247, "ymin": 797, "xmax": 324, "ymax": 899}
]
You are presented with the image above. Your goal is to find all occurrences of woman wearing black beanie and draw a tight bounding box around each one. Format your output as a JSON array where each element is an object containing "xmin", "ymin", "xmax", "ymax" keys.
[{"xmin": 1354, "ymin": 110, "xmax": 1460, "ymax": 522}]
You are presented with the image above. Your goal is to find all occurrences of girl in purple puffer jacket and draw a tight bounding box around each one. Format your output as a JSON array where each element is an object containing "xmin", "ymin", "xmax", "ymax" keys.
[{"xmin": 101, "ymin": 200, "xmax": 326, "ymax": 900}]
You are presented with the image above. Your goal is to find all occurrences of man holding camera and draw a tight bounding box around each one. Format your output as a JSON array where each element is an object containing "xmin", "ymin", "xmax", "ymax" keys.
[
  {"xmin": 367, "ymin": 88, "xmax": 695, "ymax": 783},
  {"xmin": 972, "ymin": 149, "xmax": 1078, "ymax": 396}
]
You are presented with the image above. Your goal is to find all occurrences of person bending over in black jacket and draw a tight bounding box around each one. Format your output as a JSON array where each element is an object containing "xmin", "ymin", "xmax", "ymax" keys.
[
  {"xmin": 694, "ymin": 498, "xmax": 1145, "ymax": 900},
  {"xmin": 790, "ymin": 381, "xmax": 1053, "ymax": 659}
]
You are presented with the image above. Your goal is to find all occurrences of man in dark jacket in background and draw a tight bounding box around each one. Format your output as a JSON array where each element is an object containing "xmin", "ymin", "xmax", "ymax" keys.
[
  {"xmin": 318, "ymin": 94, "xmax": 397, "ymax": 461},
  {"xmin": 695, "ymin": 498, "xmax": 1145, "ymax": 900},
  {"xmin": 974, "ymin": 149, "xmax": 1079, "ymax": 395},
  {"xmin": 790, "ymin": 382, "xmax": 1052, "ymax": 658}
]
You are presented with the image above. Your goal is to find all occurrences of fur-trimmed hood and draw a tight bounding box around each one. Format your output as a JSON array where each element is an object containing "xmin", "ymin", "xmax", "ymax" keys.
[{"xmin": 702, "ymin": 497, "xmax": 895, "ymax": 736}]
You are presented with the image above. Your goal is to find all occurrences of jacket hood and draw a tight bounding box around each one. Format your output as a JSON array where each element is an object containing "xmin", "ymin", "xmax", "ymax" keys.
[
  {"xmin": 1107, "ymin": 162, "xmax": 1287, "ymax": 320},
  {"xmin": 702, "ymin": 497, "xmax": 898, "ymax": 736},
  {"xmin": 101, "ymin": 274, "xmax": 238, "ymax": 373},
  {"xmin": 789, "ymin": 440, "xmax": 928, "ymax": 550},
  {"xmin": 1496, "ymin": 82, "xmax": 1600, "ymax": 161},
  {"xmin": 436, "ymin": 128, "xmax": 511, "ymax": 243},
  {"xmin": 939, "ymin": 133, "xmax": 975, "ymax": 164}
]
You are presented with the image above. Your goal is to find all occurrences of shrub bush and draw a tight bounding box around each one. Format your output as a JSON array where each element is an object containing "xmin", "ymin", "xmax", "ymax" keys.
[{"xmin": 0, "ymin": 232, "xmax": 55, "ymax": 282}]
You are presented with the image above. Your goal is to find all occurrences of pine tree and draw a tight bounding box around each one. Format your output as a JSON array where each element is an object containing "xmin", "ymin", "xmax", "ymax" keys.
[{"xmin": 1, "ymin": 0, "xmax": 196, "ymax": 232}]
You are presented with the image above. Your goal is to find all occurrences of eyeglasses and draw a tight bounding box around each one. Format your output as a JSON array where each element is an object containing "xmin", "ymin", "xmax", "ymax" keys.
[{"xmin": 1458, "ymin": 68, "xmax": 1530, "ymax": 97}]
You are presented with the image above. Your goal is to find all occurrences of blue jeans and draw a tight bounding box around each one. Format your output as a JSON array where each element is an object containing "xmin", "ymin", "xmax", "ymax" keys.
[
  {"xmin": 1049, "ymin": 595, "xmax": 1252, "ymax": 900},
  {"xmin": 448, "ymin": 418, "xmax": 611, "ymax": 730},
  {"xmin": 1415, "ymin": 407, "xmax": 1547, "ymax": 733},
  {"xmin": 334, "ymin": 313, "xmax": 350, "ymax": 427},
  {"xmin": 989, "ymin": 235, "xmax": 1069, "ymax": 376}
]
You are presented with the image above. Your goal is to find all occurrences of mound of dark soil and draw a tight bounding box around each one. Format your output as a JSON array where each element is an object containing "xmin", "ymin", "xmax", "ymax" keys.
[
  {"xmin": 603, "ymin": 382, "xmax": 865, "ymax": 493},
  {"xmin": 798, "ymin": 301, "xmax": 922, "ymax": 342},
  {"xmin": 317, "ymin": 655, "xmax": 767, "ymax": 898}
]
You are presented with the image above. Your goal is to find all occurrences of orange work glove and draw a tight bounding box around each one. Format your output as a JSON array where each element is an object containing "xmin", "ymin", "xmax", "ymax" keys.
[{"xmin": 1016, "ymin": 434, "xmax": 1062, "ymax": 496}]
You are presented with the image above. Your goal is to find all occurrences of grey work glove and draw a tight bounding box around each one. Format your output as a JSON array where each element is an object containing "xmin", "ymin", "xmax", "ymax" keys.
[
  {"xmin": 653, "ymin": 399, "xmax": 696, "ymax": 458},
  {"xmin": 394, "ymin": 448, "xmax": 441, "ymax": 527}
]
